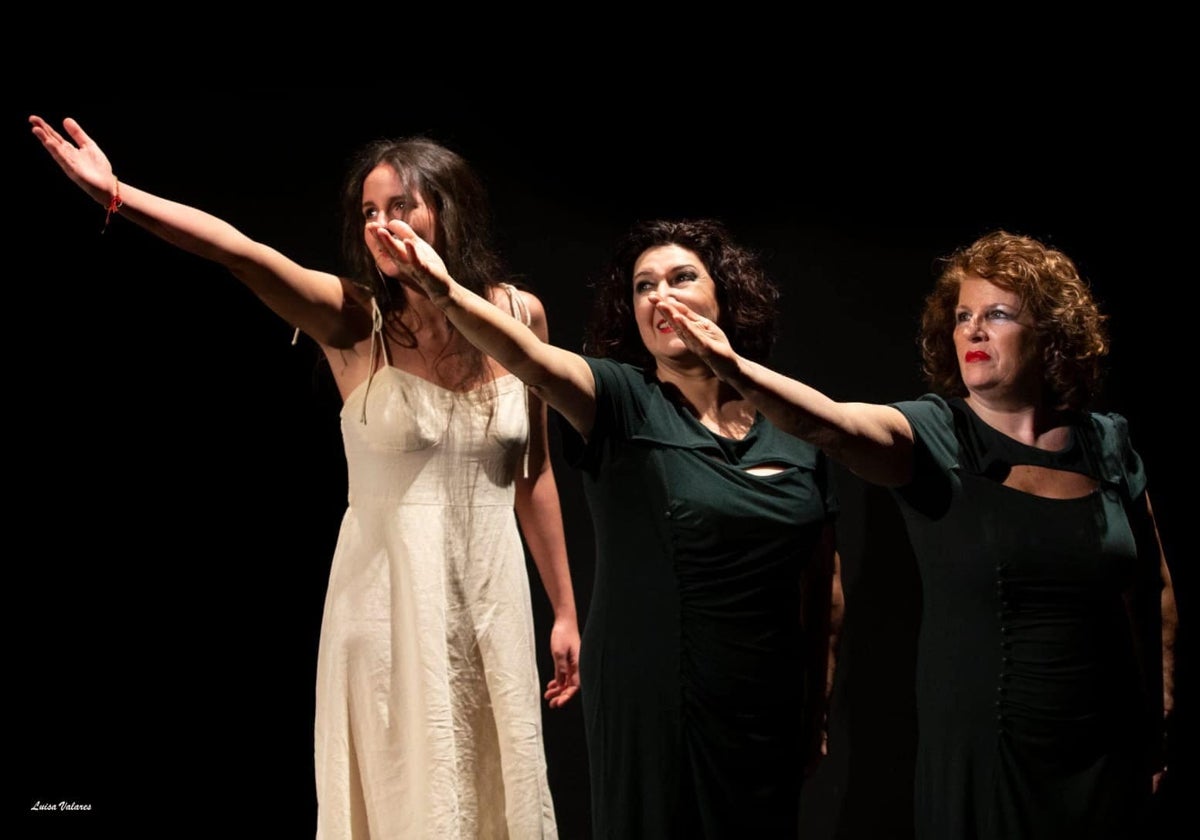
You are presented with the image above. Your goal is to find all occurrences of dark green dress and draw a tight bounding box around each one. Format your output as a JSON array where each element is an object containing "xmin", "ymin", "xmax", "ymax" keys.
[
  {"xmin": 891, "ymin": 395, "xmax": 1163, "ymax": 840},
  {"xmin": 563, "ymin": 358, "xmax": 839, "ymax": 839}
]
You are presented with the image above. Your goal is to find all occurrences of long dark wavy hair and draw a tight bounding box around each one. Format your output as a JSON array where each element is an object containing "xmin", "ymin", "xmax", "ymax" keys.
[
  {"xmin": 919, "ymin": 230, "xmax": 1109, "ymax": 411},
  {"xmin": 339, "ymin": 137, "xmax": 507, "ymax": 387},
  {"xmin": 582, "ymin": 218, "xmax": 781, "ymax": 368}
]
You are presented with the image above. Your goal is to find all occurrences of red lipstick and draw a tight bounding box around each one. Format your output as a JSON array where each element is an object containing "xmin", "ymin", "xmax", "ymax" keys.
[{"xmin": 965, "ymin": 351, "xmax": 990, "ymax": 363}]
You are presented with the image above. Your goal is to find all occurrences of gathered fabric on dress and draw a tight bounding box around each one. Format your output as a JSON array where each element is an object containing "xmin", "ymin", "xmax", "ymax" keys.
[
  {"xmin": 891, "ymin": 394, "xmax": 1159, "ymax": 840},
  {"xmin": 564, "ymin": 358, "xmax": 839, "ymax": 839},
  {"xmin": 313, "ymin": 287, "xmax": 556, "ymax": 839}
]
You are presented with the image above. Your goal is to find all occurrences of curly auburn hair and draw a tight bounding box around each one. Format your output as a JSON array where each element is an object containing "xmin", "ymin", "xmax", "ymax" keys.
[
  {"xmin": 582, "ymin": 218, "xmax": 781, "ymax": 367},
  {"xmin": 919, "ymin": 230, "xmax": 1109, "ymax": 411}
]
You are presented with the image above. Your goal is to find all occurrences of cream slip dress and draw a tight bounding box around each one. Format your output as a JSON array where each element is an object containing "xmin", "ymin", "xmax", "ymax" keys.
[{"xmin": 313, "ymin": 285, "xmax": 557, "ymax": 839}]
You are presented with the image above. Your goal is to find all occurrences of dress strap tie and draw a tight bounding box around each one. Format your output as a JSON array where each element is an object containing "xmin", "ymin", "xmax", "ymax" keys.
[
  {"xmin": 499, "ymin": 283, "xmax": 533, "ymax": 479},
  {"xmin": 359, "ymin": 298, "xmax": 388, "ymax": 425}
]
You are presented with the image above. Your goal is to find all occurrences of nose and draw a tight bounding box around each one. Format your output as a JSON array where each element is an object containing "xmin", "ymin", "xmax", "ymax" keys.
[
  {"xmin": 645, "ymin": 279, "xmax": 672, "ymax": 301},
  {"xmin": 959, "ymin": 314, "xmax": 986, "ymax": 340}
]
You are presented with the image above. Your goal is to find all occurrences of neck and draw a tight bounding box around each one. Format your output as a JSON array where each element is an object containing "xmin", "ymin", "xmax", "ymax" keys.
[
  {"xmin": 398, "ymin": 286, "xmax": 455, "ymax": 342},
  {"xmin": 964, "ymin": 394, "xmax": 1070, "ymax": 449},
  {"xmin": 656, "ymin": 360, "xmax": 753, "ymax": 436}
]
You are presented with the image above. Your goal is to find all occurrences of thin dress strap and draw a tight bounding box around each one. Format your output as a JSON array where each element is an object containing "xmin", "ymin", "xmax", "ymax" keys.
[
  {"xmin": 498, "ymin": 283, "xmax": 533, "ymax": 479},
  {"xmin": 359, "ymin": 297, "xmax": 392, "ymax": 424}
]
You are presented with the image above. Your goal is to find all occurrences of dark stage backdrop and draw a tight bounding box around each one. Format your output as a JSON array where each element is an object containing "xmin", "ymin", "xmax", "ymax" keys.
[{"xmin": 13, "ymin": 87, "xmax": 1191, "ymax": 838}]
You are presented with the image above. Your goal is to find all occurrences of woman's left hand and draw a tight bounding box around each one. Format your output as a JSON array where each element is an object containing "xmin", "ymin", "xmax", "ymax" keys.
[
  {"xmin": 651, "ymin": 293, "xmax": 739, "ymax": 377},
  {"xmin": 544, "ymin": 617, "xmax": 581, "ymax": 709}
]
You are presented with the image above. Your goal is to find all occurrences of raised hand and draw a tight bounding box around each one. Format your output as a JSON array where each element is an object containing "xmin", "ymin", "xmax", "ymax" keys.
[
  {"xmin": 651, "ymin": 293, "xmax": 740, "ymax": 378},
  {"xmin": 29, "ymin": 116, "xmax": 117, "ymax": 205},
  {"xmin": 369, "ymin": 219, "xmax": 456, "ymax": 303}
]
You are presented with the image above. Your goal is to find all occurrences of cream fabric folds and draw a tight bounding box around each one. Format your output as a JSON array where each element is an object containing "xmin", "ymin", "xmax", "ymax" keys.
[{"xmin": 312, "ymin": 295, "xmax": 556, "ymax": 838}]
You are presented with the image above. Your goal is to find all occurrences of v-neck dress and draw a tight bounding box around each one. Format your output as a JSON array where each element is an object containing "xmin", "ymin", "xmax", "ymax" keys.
[
  {"xmin": 312, "ymin": 290, "xmax": 556, "ymax": 839},
  {"xmin": 562, "ymin": 358, "xmax": 839, "ymax": 839},
  {"xmin": 891, "ymin": 395, "xmax": 1160, "ymax": 840}
]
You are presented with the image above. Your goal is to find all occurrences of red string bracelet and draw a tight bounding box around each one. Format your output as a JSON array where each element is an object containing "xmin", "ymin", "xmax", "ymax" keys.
[{"xmin": 102, "ymin": 176, "xmax": 123, "ymax": 233}]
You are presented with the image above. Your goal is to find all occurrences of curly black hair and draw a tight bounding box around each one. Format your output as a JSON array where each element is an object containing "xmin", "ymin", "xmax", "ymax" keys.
[{"xmin": 582, "ymin": 218, "xmax": 781, "ymax": 367}]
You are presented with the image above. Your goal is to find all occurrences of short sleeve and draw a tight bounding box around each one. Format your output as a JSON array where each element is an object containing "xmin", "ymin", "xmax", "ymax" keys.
[
  {"xmin": 891, "ymin": 394, "xmax": 961, "ymax": 472},
  {"xmin": 560, "ymin": 357, "xmax": 647, "ymax": 474},
  {"xmin": 1089, "ymin": 411, "xmax": 1148, "ymax": 501},
  {"xmin": 889, "ymin": 393, "xmax": 959, "ymax": 516}
]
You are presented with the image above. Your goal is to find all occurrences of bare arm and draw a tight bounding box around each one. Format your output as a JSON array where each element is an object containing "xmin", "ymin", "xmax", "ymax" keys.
[
  {"xmin": 29, "ymin": 115, "xmax": 362, "ymax": 347},
  {"xmin": 373, "ymin": 219, "xmax": 599, "ymax": 437},
  {"xmin": 800, "ymin": 524, "xmax": 840, "ymax": 775},
  {"xmin": 655, "ymin": 294, "xmax": 916, "ymax": 487},
  {"xmin": 510, "ymin": 291, "xmax": 580, "ymax": 709},
  {"xmin": 827, "ymin": 548, "xmax": 845, "ymax": 726},
  {"xmin": 1143, "ymin": 493, "xmax": 1178, "ymax": 793}
]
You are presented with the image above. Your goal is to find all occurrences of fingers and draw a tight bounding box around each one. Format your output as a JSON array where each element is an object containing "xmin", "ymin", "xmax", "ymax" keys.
[
  {"xmin": 653, "ymin": 294, "xmax": 696, "ymax": 318},
  {"xmin": 544, "ymin": 644, "xmax": 581, "ymax": 708},
  {"xmin": 543, "ymin": 677, "xmax": 580, "ymax": 708},
  {"xmin": 655, "ymin": 303, "xmax": 707, "ymax": 346},
  {"xmin": 28, "ymin": 115, "xmax": 54, "ymax": 139},
  {"xmin": 372, "ymin": 221, "xmax": 423, "ymax": 261},
  {"xmin": 370, "ymin": 223, "xmax": 411, "ymax": 262},
  {"xmin": 552, "ymin": 650, "xmax": 580, "ymax": 686},
  {"xmin": 62, "ymin": 117, "xmax": 91, "ymax": 147},
  {"xmin": 653, "ymin": 295, "xmax": 712, "ymax": 333},
  {"xmin": 651, "ymin": 297, "xmax": 686, "ymax": 331},
  {"xmin": 28, "ymin": 116, "xmax": 85, "ymax": 151},
  {"xmin": 548, "ymin": 685, "xmax": 579, "ymax": 708},
  {"xmin": 29, "ymin": 115, "xmax": 65, "ymax": 151}
]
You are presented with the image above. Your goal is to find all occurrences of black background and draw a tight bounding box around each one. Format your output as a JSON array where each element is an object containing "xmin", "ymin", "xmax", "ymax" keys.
[{"xmin": 13, "ymin": 72, "xmax": 1192, "ymax": 838}]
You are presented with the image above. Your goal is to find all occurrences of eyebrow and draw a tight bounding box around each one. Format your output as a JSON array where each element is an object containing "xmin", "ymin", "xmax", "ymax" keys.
[
  {"xmin": 956, "ymin": 301, "xmax": 1018, "ymax": 309},
  {"xmin": 363, "ymin": 191, "xmax": 417, "ymax": 206},
  {"xmin": 633, "ymin": 263, "xmax": 699, "ymax": 279}
]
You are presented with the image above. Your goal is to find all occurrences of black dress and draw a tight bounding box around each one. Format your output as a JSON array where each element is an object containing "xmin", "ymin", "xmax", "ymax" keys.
[
  {"xmin": 563, "ymin": 358, "xmax": 839, "ymax": 839},
  {"xmin": 891, "ymin": 395, "xmax": 1163, "ymax": 840}
]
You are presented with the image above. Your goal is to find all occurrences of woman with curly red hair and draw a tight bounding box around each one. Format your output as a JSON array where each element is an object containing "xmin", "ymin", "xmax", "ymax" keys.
[{"xmin": 657, "ymin": 229, "xmax": 1178, "ymax": 839}]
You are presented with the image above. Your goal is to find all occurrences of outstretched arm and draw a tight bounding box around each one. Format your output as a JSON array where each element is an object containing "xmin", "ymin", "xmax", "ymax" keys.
[
  {"xmin": 653, "ymin": 294, "xmax": 916, "ymax": 487},
  {"xmin": 512, "ymin": 292, "xmax": 580, "ymax": 708},
  {"xmin": 29, "ymin": 115, "xmax": 361, "ymax": 347},
  {"xmin": 372, "ymin": 219, "xmax": 599, "ymax": 438}
]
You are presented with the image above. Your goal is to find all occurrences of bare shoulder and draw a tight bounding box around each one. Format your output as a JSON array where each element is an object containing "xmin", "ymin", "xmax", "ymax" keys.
[
  {"xmin": 487, "ymin": 283, "xmax": 550, "ymax": 339},
  {"xmin": 340, "ymin": 277, "xmax": 373, "ymax": 315}
]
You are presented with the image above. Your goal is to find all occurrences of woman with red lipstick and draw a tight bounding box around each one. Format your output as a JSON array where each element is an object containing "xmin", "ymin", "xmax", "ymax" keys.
[
  {"xmin": 28, "ymin": 114, "xmax": 581, "ymax": 839},
  {"xmin": 374, "ymin": 216, "xmax": 842, "ymax": 838},
  {"xmin": 655, "ymin": 229, "xmax": 1178, "ymax": 839}
]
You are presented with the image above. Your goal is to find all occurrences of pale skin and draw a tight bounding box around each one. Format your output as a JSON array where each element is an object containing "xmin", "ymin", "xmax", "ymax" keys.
[
  {"xmin": 374, "ymin": 221, "xmax": 842, "ymax": 768},
  {"xmin": 29, "ymin": 115, "xmax": 580, "ymax": 707},
  {"xmin": 655, "ymin": 276, "xmax": 1178, "ymax": 792}
]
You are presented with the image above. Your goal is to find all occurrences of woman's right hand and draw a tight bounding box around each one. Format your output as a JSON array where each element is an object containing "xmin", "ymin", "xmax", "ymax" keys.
[{"xmin": 29, "ymin": 116, "xmax": 117, "ymax": 205}]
